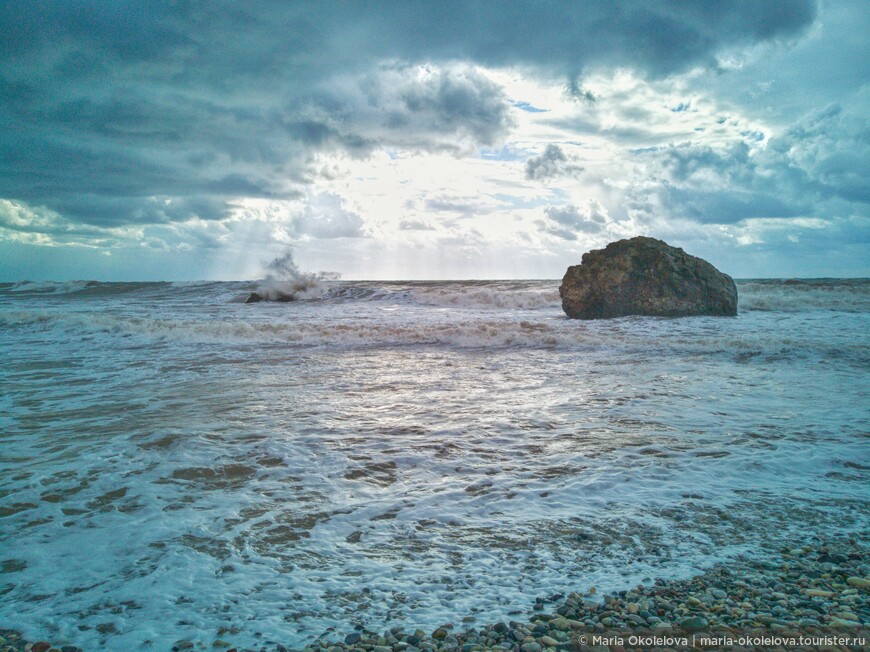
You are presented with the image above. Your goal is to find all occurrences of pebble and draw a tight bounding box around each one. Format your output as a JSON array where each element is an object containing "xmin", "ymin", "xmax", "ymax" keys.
[
  {"xmin": 806, "ymin": 589, "xmax": 835, "ymax": 597},
  {"xmin": 847, "ymin": 576, "xmax": 870, "ymax": 590},
  {"xmin": 549, "ymin": 617, "xmax": 570, "ymax": 631},
  {"xmin": 679, "ymin": 616, "xmax": 709, "ymax": 630}
]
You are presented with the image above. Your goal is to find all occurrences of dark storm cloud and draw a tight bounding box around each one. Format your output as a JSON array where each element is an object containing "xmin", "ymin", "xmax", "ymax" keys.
[
  {"xmin": 0, "ymin": 1, "xmax": 818, "ymax": 78},
  {"xmin": 0, "ymin": 0, "xmax": 818, "ymax": 230}
]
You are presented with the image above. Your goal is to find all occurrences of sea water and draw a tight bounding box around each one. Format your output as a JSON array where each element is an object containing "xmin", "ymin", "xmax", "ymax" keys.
[{"xmin": 1, "ymin": 279, "xmax": 868, "ymax": 649}]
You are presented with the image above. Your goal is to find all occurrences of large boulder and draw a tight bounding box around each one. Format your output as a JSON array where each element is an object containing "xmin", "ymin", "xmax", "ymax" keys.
[{"xmin": 559, "ymin": 237, "xmax": 738, "ymax": 319}]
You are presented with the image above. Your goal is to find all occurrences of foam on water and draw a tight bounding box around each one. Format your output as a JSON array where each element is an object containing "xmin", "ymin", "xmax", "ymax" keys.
[{"xmin": 1, "ymin": 279, "xmax": 868, "ymax": 650}]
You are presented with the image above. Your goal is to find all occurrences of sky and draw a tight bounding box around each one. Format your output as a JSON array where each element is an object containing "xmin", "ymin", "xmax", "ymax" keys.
[{"xmin": 1, "ymin": 0, "xmax": 868, "ymax": 281}]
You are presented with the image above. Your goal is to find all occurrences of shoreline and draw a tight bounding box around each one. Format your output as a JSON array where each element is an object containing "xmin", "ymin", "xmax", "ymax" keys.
[{"xmin": 3, "ymin": 540, "xmax": 868, "ymax": 652}]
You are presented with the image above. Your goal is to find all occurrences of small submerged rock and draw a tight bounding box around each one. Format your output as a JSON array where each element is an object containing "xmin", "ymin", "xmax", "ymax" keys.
[{"xmin": 245, "ymin": 291, "xmax": 296, "ymax": 303}]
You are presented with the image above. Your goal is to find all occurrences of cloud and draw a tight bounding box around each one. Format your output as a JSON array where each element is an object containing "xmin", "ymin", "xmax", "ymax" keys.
[
  {"xmin": 663, "ymin": 188, "xmax": 805, "ymax": 224},
  {"xmin": 767, "ymin": 104, "xmax": 870, "ymax": 203},
  {"xmin": 424, "ymin": 194, "xmax": 491, "ymax": 217},
  {"xmin": 50, "ymin": 195, "xmax": 232, "ymax": 227},
  {"xmin": 290, "ymin": 64, "xmax": 514, "ymax": 156},
  {"xmin": 0, "ymin": 200, "xmax": 70, "ymax": 239},
  {"xmin": 291, "ymin": 193, "xmax": 367, "ymax": 239},
  {"xmin": 538, "ymin": 202, "xmax": 607, "ymax": 240},
  {"xmin": 661, "ymin": 142, "xmax": 753, "ymax": 184},
  {"xmin": 399, "ymin": 219, "xmax": 436, "ymax": 231},
  {"xmin": 622, "ymin": 103, "xmax": 870, "ymax": 226},
  {"xmin": 525, "ymin": 144, "xmax": 584, "ymax": 181}
]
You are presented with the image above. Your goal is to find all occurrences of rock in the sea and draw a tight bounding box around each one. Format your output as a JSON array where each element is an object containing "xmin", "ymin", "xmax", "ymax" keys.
[{"xmin": 559, "ymin": 236, "xmax": 737, "ymax": 319}]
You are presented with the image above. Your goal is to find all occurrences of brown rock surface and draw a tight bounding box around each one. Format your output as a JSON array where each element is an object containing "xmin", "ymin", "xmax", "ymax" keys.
[{"xmin": 559, "ymin": 236, "xmax": 737, "ymax": 319}]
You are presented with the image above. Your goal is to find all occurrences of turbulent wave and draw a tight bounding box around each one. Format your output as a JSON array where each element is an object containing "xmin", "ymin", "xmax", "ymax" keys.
[
  {"xmin": 737, "ymin": 279, "xmax": 870, "ymax": 312},
  {"xmin": 0, "ymin": 309, "xmax": 572, "ymax": 348},
  {"xmin": 410, "ymin": 283, "xmax": 560, "ymax": 310},
  {"xmin": 313, "ymin": 281, "xmax": 560, "ymax": 310},
  {"xmin": 3, "ymin": 307, "xmax": 866, "ymax": 367},
  {"xmin": 1, "ymin": 280, "xmax": 172, "ymax": 297},
  {"xmin": 4, "ymin": 279, "xmax": 127, "ymax": 296},
  {"xmin": 6, "ymin": 280, "xmax": 102, "ymax": 294}
]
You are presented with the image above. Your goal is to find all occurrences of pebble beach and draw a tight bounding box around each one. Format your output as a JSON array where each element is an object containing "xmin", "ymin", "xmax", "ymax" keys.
[{"xmin": 4, "ymin": 539, "xmax": 868, "ymax": 652}]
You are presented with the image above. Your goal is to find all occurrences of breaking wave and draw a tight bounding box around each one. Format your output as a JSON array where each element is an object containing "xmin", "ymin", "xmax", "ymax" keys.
[{"xmin": 242, "ymin": 250, "xmax": 340, "ymax": 302}]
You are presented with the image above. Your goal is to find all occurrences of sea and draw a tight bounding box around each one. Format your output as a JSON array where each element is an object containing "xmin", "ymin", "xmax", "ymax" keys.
[{"xmin": 1, "ymin": 278, "xmax": 868, "ymax": 650}]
